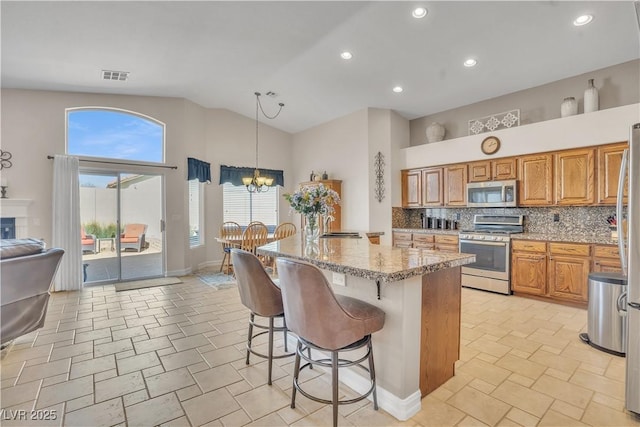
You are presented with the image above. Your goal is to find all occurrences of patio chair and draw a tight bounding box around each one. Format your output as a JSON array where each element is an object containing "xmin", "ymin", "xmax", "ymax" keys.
[
  {"xmin": 120, "ymin": 223, "xmax": 147, "ymax": 252},
  {"xmin": 81, "ymin": 228, "xmax": 97, "ymax": 253},
  {"xmin": 219, "ymin": 221, "xmax": 242, "ymax": 274}
]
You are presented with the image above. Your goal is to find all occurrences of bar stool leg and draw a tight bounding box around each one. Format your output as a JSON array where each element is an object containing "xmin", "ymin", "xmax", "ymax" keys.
[
  {"xmin": 283, "ymin": 318, "xmax": 288, "ymax": 353},
  {"xmin": 290, "ymin": 340, "xmax": 302, "ymax": 409},
  {"xmin": 219, "ymin": 252, "xmax": 227, "ymax": 272},
  {"xmin": 246, "ymin": 313, "xmax": 254, "ymax": 365},
  {"xmin": 368, "ymin": 338, "xmax": 379, "ymax": 410},
  {"xmin": 268, "ymin": 317, "xmax": 274, "ymax": 385},
  {"xmin": 332, "ymin": 351, "xmax": 339, "ymax": 427}
]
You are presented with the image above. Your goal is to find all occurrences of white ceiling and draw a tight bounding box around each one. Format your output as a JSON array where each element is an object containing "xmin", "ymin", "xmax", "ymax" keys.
[{"xmin": 2, "ymin": 1, "xmax": 639, "ymax": 134}]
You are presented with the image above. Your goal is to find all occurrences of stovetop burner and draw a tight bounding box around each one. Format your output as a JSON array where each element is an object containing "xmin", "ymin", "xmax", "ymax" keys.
[{"xmin": 462, "ymin": 214, "xmax": 525, "ymax": 235}]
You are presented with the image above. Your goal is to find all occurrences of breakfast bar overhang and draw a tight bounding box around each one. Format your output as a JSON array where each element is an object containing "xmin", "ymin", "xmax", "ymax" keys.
[{"xmin": 257, "ymin": 236, "xmax": 475, "ymax": 421}]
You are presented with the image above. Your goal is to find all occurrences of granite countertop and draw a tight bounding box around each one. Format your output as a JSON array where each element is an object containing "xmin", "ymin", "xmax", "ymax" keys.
[
  {"xmin": 257, "ymin": 236, "xmax": 475, "ymax": 283},
  {"xmin": 513, "ymin": 233, "xmax": 617, "ymax": 245},
  {"xmin": 392, "ymin": 228, "xmax": 460, "ymax": 236}
]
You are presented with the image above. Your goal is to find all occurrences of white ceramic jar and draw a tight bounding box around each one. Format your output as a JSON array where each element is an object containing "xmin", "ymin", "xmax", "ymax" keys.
[
  {"xmin": 561, "ymin": 97, "xmax": 578, "ymax": 118},
  {"xmin": 426, "ymin": 122, "xmax": 445, "ymax": 143},
  {"xmin": 584, "ymin": 78, "xmax": 599, "ymax": 113}
]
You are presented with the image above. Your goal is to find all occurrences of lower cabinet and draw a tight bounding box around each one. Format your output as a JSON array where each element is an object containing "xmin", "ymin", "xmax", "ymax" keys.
[
  {"xmin": 592, "ymin": 245, "xmax": 623, "ymax": 273},
  {"xmin": 511, "ymin": 240, "xmax": 593, "ymax": 305},
  {"xmin": 392, "ymin": 231, "xmax": 458, "ymax": 251}
]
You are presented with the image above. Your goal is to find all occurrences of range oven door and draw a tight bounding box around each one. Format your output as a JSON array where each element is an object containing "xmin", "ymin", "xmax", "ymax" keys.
[{"xmin": 459, "ymin": 239, "xmax": 509, "ymax": 280}]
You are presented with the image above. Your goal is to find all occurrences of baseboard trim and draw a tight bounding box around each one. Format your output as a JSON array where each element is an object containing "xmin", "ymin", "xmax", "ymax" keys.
[
  {"xmin": 197, "ymin": 260, "xmax": 222, "ymax": 270},
  {"xmin": 167, "ymin": 267, "xmax": 191, "ymax": 277}
]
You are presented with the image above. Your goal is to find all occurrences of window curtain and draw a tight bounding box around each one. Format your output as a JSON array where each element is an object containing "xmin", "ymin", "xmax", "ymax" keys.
[
  {"xmin": 219, "ymin": 165, "xmax": 284, "ymax": 187},
  {"xmin": 52, "ymin": 155, "xmax": 82, "ymax": 291},
  {"xmin": 187, "ymin": 157, "xmax": 211, "ymax": 183}
]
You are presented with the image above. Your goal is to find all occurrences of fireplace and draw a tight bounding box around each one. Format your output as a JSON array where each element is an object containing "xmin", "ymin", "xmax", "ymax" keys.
[{"xmin": 0, "ymin": 199, "xmax": 32, "ymax": 238}]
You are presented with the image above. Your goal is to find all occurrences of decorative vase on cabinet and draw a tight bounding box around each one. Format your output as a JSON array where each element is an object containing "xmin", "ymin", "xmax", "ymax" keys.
[
  {"xmin": 584, "ymin": 78, "xmax": 599, "ymax": 113},
  {"xmin": 560, "ymin": 97, "xmax": 578, "ymax": 118},
  {"xmin": 426, "ymin": 122, "xmax": 445, "ymax": 143}
]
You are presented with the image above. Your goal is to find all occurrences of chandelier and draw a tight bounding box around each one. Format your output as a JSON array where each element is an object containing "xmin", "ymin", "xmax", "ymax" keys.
[{"xmin": 243, "ymin": 92, "xmax": 284, "ymax": 193}]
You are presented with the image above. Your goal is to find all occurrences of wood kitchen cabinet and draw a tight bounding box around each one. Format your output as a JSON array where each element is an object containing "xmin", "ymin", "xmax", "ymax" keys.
[
  {"xmin": 434, "ymin": 235, "xmax": 459, "ymax": 252},
  {"xmin": 392, "ymin": 232, "xmax": 413, "ymax": 248},
  {"xmin": 597, "ymin": 142, "xmax": 629, "ymax": 205},
  {"xmin": 547, "ymin": 243, "xmax": 590, "ymax": 303},
  {"xmin": 492, "ymin": 158, "xmax": 517, "ymax": 180},
  {"xmin": 593, "ymin": 245, "xmax": 623, "ymax": 273},
  {"xmin": 392, "ymin": 232, "xmax": 457, "ymax": 251},
  {"xmin": 401, "ymin": 169, "xmax": 422, "ymax": 208},
  {"xmin": 468, "ymin": 161, "xmax": 491, "ymax": 182},
  {"xmin": 422, "ymin": 168, "xmax": 444, "ymax": 206},
  {"xmin": 518, "ymin": 154, "xmax": 553, "ymax": 206},
  {"xmin": 555, "ymin": 148, "xmax": 595, "ymax": 205},
  {"xmin": 511, "ymin": 240, "xmax": 547, "ymax": 296},
  {"xmin": 413, "ymin": 233, "xmax": 436, "ymax": 249},
  {"xmin": 444, "ymin": 164, "xmax": 467, "ymax": 206}
]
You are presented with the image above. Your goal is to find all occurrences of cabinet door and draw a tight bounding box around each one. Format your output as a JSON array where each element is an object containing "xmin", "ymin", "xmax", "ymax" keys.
[
  {"xmin": 468, "ymin": 161, "xmax": 491, "ymax": 182},
  {"xmin": 555, "ymin": 148, "xmax": 595, "ymax": 205},
  {"xmin": 402, "ymin": 170, "xmax": 422, "ymax": 208},
  {"xmin": 518, "ymin": 154, "xmax": 553, "ymax": 206},
  {"xmin": 435, "ymin": 243, "xmax": 459, "ymax": 253},
  {"xmin": 597, "ymin": 142, "xmax": 629, "ymax": 205},
  {"xmin": 593, "ymin": 259, "xmax": 622, "ymax": 273},
  {"xmin": 492, "ymin": 158, "xmax": 517, "ymax": 180},
  {"xmin": 422, "ymin": 168, "xmax": 443, "ymax": 206},
  {"xmin": 548, "ymin": 255, "xmax": 590, "ymax": 302},
  {"xmin": 444, "ymin": 164, "xmax": 467, "ymax": 206},
  {"xmin": 511, "ymin": 252, "xmax": 547, "ymax": 295}
]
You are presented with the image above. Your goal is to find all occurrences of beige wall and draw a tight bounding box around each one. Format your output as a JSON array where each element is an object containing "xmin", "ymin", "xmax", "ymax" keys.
[
  {"xmin": 0, "ymin": 89, "xmax": 294, "ymax": 275},
  {"xmin": 410, "ymin": 59, "xmax": 640, "ymax": 145}
]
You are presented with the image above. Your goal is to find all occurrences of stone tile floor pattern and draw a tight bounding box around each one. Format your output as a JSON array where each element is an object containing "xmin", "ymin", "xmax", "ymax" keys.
[{"xmin": 2, "ymin": 274, "xmax": 640, "ymax": 426}]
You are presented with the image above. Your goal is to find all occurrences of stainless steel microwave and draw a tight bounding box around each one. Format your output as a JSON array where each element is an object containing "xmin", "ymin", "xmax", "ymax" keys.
[{"xmin": 466, "ymin": 180, "xmax": 518, "ymax": 207}]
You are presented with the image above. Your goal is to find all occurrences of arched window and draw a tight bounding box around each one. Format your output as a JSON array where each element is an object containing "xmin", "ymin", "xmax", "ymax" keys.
[{"xmin": 66, "ymin": 108, "xmax": 164, "ymax": 163}]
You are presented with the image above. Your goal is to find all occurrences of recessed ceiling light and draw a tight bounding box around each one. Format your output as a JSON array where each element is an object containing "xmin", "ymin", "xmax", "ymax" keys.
[
  {"xmin": 463, "ymin": 58, "xmax": 477, "ymax": 68},
  {"xmin": 412, "ymin": 7, "xmax": 428, "ymax": 18},
  {"xmin": 340, "ymin": 51, "xmax": 353, "ymax": 60},
  {"xmin": 573, "ymin": 14, "xmax": 593, "ymax": 26},
  {"xmin": 393, "ymin": 86, "xmax": 403, "ymax": 93}
]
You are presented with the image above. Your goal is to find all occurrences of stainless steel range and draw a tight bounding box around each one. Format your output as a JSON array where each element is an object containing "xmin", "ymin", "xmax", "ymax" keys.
[{"xmin": 459, "ymin": 215, "xmax": 524, "ymax": 295}]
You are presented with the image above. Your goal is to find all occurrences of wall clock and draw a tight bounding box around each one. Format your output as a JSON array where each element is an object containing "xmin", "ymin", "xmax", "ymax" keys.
[{"xmin": 481, "ymin": 136, "xmax": 500, "ymax": 155}]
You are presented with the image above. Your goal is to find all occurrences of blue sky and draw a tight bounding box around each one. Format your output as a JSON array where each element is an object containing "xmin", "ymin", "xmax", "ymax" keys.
[{"xmin": 68, "ymin": 109, "xmax": 164, "ymax": 187}]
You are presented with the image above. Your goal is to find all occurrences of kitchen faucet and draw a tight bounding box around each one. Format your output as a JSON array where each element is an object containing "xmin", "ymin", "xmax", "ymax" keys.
[{"xmin": 324, "ymin": 215, "xmax": 335, "ymax": 233}]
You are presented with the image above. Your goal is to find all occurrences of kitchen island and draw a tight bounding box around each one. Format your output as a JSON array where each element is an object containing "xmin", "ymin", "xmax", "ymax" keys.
[{"xmin": 257, "ymin": 236, "xmax": 475, "ymax": 420}]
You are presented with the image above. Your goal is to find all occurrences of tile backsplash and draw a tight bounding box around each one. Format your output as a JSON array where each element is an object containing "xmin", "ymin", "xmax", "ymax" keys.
[{"xmin": 392, "ymin": 206, "xmax": 622, "ymax": 236}]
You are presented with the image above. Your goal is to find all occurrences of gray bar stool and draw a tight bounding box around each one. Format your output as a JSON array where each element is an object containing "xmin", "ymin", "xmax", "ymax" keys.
[
  {"xmin": 231, "ymin": 249, "xmax": 294, "ymax": 385},
  {"xmin": 276, "ymin": 258, "xmax": 385, "ymax": 427}
]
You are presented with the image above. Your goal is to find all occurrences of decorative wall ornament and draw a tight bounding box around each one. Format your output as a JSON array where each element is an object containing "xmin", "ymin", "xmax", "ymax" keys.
[
  {"xmin": 468, "ymin": 109, "xmax": 520, "ymax": 135},
  {"xmin": 0, "ymin": 150, "xmax": 13, "ymax": 169},
  {"xmin": 374, "ymin": 151, "xmax": 385, "ymax": 203}
]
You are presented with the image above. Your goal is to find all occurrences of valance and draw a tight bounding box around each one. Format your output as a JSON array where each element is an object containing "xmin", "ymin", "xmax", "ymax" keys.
[
  {"xmin": 187, "ymin": 157, "xmax": 211, "ymax": 183},
  {"xmin": 219, "ymin": 165, "xmax": 284, "ymax": 187}
]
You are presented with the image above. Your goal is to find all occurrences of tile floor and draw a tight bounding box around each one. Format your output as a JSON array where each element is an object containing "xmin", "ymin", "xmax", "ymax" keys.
[{"xmin": 2, "ymin": 274, "xmax": 640, "ymax": 427}]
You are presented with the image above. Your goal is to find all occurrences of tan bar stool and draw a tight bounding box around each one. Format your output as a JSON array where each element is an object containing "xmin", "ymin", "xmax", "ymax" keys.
[
  {"xmin": 276, "ymin": 258, "xmax": 385, "ymax": 427},
  {"xmin": 231, "ymin": 249, "xmax": 294, "ymax": 385}
]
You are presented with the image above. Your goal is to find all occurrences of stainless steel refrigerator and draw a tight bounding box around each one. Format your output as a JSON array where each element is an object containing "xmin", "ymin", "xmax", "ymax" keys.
[{"xmin": 621, "ymin": 123, "xmax": 640, "ymax": 415}]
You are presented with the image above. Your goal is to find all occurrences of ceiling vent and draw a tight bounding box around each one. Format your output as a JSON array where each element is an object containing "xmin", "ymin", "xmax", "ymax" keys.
[{"xmin": 101, "ymin": 70, "xmax": 130, "ymax": 81}]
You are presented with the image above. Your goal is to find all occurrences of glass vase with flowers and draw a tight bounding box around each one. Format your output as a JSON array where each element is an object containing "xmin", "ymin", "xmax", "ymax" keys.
[{"xmin": 284, "ymin": 184, "xmax": 340, "ymax": 243}]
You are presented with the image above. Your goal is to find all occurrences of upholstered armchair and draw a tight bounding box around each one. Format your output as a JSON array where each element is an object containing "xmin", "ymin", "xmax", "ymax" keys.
[
  {"xmin": 81, "ymin": 227, "xmax": 96, "ymax": 253},
  {"xmin": 1, "ymin": 239, "xmax": 64, "ymax": 345},
  {"xmin": 120, "ymin": 223, "xmax": 147, "ymax": 252}
]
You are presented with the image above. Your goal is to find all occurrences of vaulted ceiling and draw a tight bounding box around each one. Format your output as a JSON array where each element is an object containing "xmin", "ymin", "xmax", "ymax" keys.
[{"xmin": 2, "ymin": 1, "xmax": 639, "ymax": 133}]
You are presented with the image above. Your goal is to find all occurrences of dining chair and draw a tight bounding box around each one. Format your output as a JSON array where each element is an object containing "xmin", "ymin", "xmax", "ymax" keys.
[
  {"xmin": 274, "ymin": 222, "xmax": 297, "ymax": 240},
  {"xmin": 219, "ymin": 221, "xmax": 242, "ymax": 274},
  {"xmin": 240, "ymin": 223, "xmax": 268, "ymax": 255}
]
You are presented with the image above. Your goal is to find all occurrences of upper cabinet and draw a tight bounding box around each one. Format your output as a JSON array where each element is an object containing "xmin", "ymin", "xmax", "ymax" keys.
[
  {"xmin": 423, "ymin": 168, "xmax": 444, "ymax": 206},
  {"xmin": 468, "ymin": 161, "xmax": 491, "ymax": 182},
  {"xmin": 518, "ymin": 154, "xmax": 553, "ymax": 206},
  {"xmin": 555, "ymin": 148, "xmax": 595, "ymax": 205},
  {"xmin": 597, "ymin": 142, "xmax": 629, "ymax": 205},
  {"xmin": 492, "ymin": 158, "xmax": 517, "ymax": 180},
  {"xmin": 444, "ymin": 164, "xmax": 467, "ymax": 206},
  {"xmin": 401, "ymin": 170, "xmax": 422, "ymax": 208}
]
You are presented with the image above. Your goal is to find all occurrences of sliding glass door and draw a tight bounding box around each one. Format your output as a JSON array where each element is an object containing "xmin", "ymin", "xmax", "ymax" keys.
[{"xmin": 80, "ymin": 171, "xmax": 164, "ymax": 284}]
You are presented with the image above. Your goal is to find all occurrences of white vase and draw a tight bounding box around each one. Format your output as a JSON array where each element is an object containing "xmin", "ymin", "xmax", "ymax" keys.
[
  {"xmin": 584, "ymin": 78, "xmax": 599, "ymax": 113},
  {"xmin": 560, "ymin": 97, "xmax": 578, "ymax": 118},
  {"xmin": 426, "ymin": 122, "xmax": 445, "ymax": 143}
]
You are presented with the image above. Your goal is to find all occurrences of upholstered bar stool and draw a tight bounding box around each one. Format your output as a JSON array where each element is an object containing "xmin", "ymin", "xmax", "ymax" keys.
[
  {"xmin": 231, "ymin": 249, "xmax": 293, "ymax": 385},
  {"xmin": 276, "ymin": 258, "xmax": 385, "ymax": 427}
]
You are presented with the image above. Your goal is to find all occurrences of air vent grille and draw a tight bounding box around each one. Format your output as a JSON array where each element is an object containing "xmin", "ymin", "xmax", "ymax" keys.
[{"xmin": 102, "ymin": 70, "xmax": 130, "ymax": 81}]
